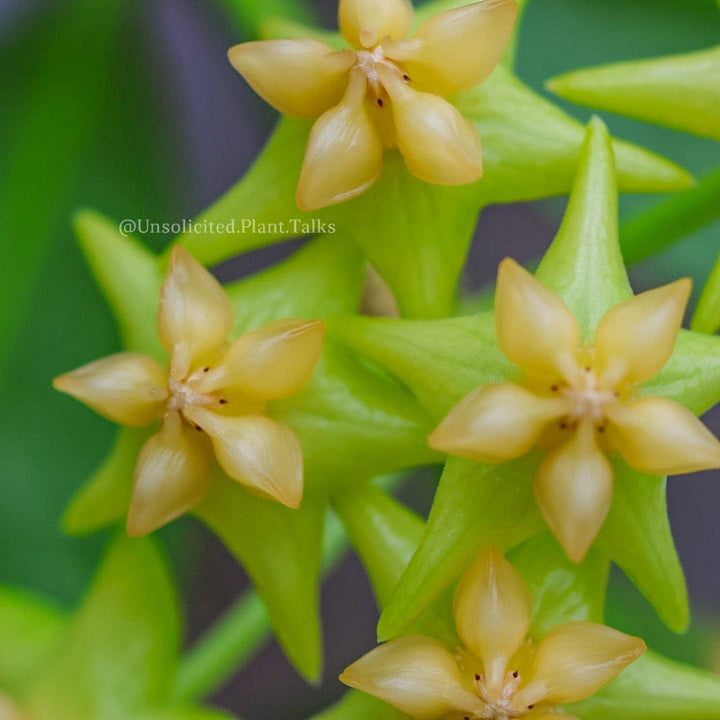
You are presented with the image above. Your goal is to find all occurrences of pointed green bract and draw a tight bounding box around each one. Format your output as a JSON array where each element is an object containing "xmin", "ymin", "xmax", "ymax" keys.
[
  {"xmin": 311, "ymin": 690, "xmax": 408, "ymax": 720},
  {"xmin": 195, "ymin": 474, "xmax": 326, "ymax": 682},
  {"xmin": 536, "ymin": 117, "xmax": 632, "ymax": 334},
  {"xmin": 548, "ymin": 46, "xmax": 720, "ymax": 141},
  {"xmin": 692, "ymin": 251, "xmax": 720, "ymax": 335}
]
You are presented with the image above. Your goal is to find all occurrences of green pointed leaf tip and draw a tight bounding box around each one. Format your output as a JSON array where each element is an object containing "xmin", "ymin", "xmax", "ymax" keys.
[
  {"xmin": 548, "ymin": 46, "xmax": 720, "ymax": 141},
  {"xmin": 692, "ymin": 251, "xmax": 720, "ymax": 334}
]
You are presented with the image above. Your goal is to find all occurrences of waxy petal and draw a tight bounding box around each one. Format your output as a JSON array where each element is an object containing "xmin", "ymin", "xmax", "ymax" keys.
[
  {"xmin": 183, "ymin": 408, "xmax": 303, "ymax": 508},
  {"xmin": 194, "ymin": 319, "xmax": 325, "ymax": 399},
  {"xmin": 594, "ymin": 279, "xmax": 691, "ymax": 387},
  {"xmin": 339, "ymin": 0, "xmax": 413, "ymax": 49},
  {"xmin": 381, "ymin": 68, "xmax": 483, "ymax": 185},
  {"xmin": 53, "ymin": 353, "xmax": 167, "ymax": 427},
  {"xmin": 453, "ymin": 546, "xmax": 533, "ymax": 694},
  {"xmin": 384, "ymin": 0, "xmax": 518, "ymax": 94},
  {"xmin": 606, "ymin": 397, "xmax": 720, "ymax": 475},
  {"xmin": 516, "ymin": 621, "xmax": 645, "ymax": 706},
  {"xmin": 534, "ymin": 423, "xmax": 613, "ymax": 562},
  {"xmin": 340, "ymin": 635, "xmax": 484, "ymax": 719},
  {"xmin": 127, "ymin": 412, "xmax": 212, "ymax": 536},
  {"xmin": 496, "ymin": 259, "xmax": 582, "ymax": 381},
  {"xmin": 157, "ymin": 246, "xmax": 234, "ymax": 380},
  {"xmin": 429, "ymin": 383, "xmax": 570, "ymax": 462},
  {"xmin": 297, "ymin": 68, "xmax": 384, "ymax": 210},
  {"xmin": 228, "ymin": 40, "xmax": 355, "ymax": 118}
]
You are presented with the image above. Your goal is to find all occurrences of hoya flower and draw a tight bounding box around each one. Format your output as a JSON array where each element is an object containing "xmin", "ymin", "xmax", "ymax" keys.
[
  {"xmin": 228, "ymin": 0, "xmax": 518, "ymax": 210},
  {"xmin": 341, "ymin": 546, "xmax": 645, "ymax": 719},
  {"xmin": 429, "ymin": 258, "xmax": 720, "ymax": 561},
  {"xmin": 54, "ymin": 246, "xmax": 324, "ymax": 536}
]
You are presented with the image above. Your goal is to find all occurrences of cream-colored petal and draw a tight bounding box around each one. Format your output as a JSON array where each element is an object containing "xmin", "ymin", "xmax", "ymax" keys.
[
  {"xmin": 606, "ymin": 397, "xmax": 720, "ymax": 475},
  {"xmin": 127, "ymin": 412, "xmax": 212, "ymax": 536},
  {"xmin": 429, "ymin": 383, "xmax": 570, "ymax": 462},
  {"xmin": 228, "ymin": 40, "xmax": 354, "ymax": 118},
  {"xmin": 534, "ymin": 423, "xmax": 613, "ymax": 563},
  {"xmin": 340, "ymin": 636, "xmax": 484, "ymax": 719},
  {"xmin": 193, "ymin": 319, "xmax": 325, "ymax": 399},
  {"xmin": 53, "ymin": 353, "xmax": 167, "ymax": 427},
  {"xmin": 594, "ymin": 278, "xmax": 691, "ymax": 387},
  {"xmin": 515, "ymin": 621, "xmax": 646, "ymax": 707},
  {"xmin": 297, "ymin": 68, "xmax": 384, "ymax": 210},
  {"xmin": 157, "ymin": 246, "xmax": 234, "ymax": 380},
  {"xmin": 339, "ymin": 0, "xmax": 413, "ymax": 49},
  {"xmin": 454, "ymin": 547, "xmax": 533, "ymax": 695},
  {"xmin": 495, "ymin": 258, "xmax": 582, "ymax": 381},
  {"xmin": 182, "ymin": 408, "xmax": 303, "ymax": 508},
  {"xmin": 380, "ymin": 68, "xmax": 483, "ymax": 185},
  {"xmin": 384, "ymin": 0, "xmax": 518, "ymax": 94}
]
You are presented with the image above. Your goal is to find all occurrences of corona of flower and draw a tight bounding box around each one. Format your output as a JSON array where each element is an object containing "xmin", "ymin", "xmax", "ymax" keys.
[
  {"xmin": 342, "ymin": 546, "xmax": 645, "ymax": 719},
  {"xmin": 429, "ymin": 258, "xmax": 720, "ymax": 561},
  {"xmin": 228, "ymin": 0, "xmax": 518, "ymax": 210},
  {"xmin": 54, "ymin": 246, "xmax": 324, "ymax": 536}
]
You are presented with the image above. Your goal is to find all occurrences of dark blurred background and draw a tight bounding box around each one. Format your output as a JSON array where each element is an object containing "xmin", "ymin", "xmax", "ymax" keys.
[{"xmin": 1, "ymin": 1, "xmax": 719, "ymax": 718}]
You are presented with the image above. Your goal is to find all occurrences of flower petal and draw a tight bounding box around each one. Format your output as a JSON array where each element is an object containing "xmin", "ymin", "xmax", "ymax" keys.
[
  {"xmin": 339, "ymin": 0, "xmax": 413, "ymax": 49},
  {"xmin": 157, "ymin": 246, "xmax": 234, "ymax": 380},
  {"xmin": 453, "ymin": 547, "xmax": 533, "ymax": 695},
  {"xmin": 606, "ymin": 397, "xmax": 720, "ymax": 475},
  {"xmin": 534, "ymin": 423, "xmax": 613, "ymax": 563},
  {"xmin": 182, "ymin": 409, "xmax": 303, "ymax": 509},
  {"xmin": 53, "ymin": 353, "xmax": 167, "ymax": 427},
  {"xmin": 429, "ymin": 383, "xmax": 570, "ymax": 462},
  {"xmin": 340, "ymin": 635, "xmax": 484, "ymax": 719},
  {"xmin": 296, "ymin": 68, "xmax": 384, "ymax": 210},
  {"xmin": 496, "ymin": 258, "xmax": 581, "ymax": 381},
  {"xmin": 193, "ymin": 319, "xmax": 325, "ymax": 399},
  {"xmin": 594, "ymin": 278, "xmax": 691, "ymax": 387},
  {"xmin": 228, "ymin": 40, "xmax": 354, "ymax": 118},
  {"xmin": 380, "ymin": 68, "xmax": 483, "ymax": 185},
  {"xmin": 127, "ymin": 412, "xmax": 212, "ymax": 536},
  {"xmin": 384, "ymin": 0, "xmax": 518, "ymax": 94},
  {"xmin": 516, "ymin": 621, "xmax": 645, "ymax": 706}
]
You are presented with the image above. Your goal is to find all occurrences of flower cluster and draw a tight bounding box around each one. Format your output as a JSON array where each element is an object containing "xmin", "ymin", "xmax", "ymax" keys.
[{"xmin": 228, "ymin": 0, "xmax": 518, "ymax": 210}]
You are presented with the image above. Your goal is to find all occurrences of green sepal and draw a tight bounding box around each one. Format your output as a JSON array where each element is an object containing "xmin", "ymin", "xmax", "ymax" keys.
[
  {"xmin": 27, "ymin": 535, "xmax": 179, "ymax": 720},
  {"xmin": 311, "ymin": 690, "xmax": 408, "ymax": 720},
  {"xmin": 548, "ymin": 46, "xmax": 720, "ymax": 142},
  {"xmin": 568, "ymin": 651, "xmax": 720, "ymax": 720},
  {"xmin": 508, "ymin": 533, "xmax": 609, "ymax": 638},
  {"xmin": 194, "ymin": 474, "xmax": 326, "ymax": 683},
  {"xmin": 598, "ymin": 463, "xmax": 688, "ymax": 633},
  {"xmin": 692, "ymin": 251, "xmax": 720, "ymax": 335}
]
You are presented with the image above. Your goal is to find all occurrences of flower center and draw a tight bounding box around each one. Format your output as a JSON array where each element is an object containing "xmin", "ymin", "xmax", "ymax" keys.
[
  {"xmin": 167, "ymin": 375, "xmax": 219, "ymax": 414},
  {"xmin": 354, "ymin": 45, "xmax": 409, "ymax": 98},
  {"xmin": 466, "ymin": 670, "xmax": 533, "ymax": 720},
  {"xmin": 556, "ymin": 367, "xmax": 619, "ymax": 429}
]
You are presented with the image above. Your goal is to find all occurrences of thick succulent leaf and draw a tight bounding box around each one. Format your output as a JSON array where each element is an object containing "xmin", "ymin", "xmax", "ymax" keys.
[
  {"xmin": 194, "ymin": 473, "xmax": 326, "ymax": 682},
  {"xmin": 692, "ymin": 251, "xmax": 720, "ymax": 335},
  {"xmin": 378, "ymin": 456, "xmax": 545, "ymax": 640},
  {"xmin": 311, "ymin": 690, "xmax": 408, "ymax": 720},
  {"xmin": 0, "ymin": 588, "xmax": 66, "ymax": 698},
  {"xmin": 535, "ymin": 118, "xmax": 632, "ymax": 334},
  {"xmin": 597, "ymin": 462, "xmax": 688, "ymax": 633},
  {"xmin": 27, "ymin": 535, "xmax": 179, "ymax": 720},
  {"xmin": 568, "ymin": 651, "xmax": 720, "ymax": 720},
  {"xmin": 548, "ymin": 46, "xmax": 720, "ymax": 142},
  {"xmin": 508, "ymin": 533, "xmax": 609, "ymax": 638}
]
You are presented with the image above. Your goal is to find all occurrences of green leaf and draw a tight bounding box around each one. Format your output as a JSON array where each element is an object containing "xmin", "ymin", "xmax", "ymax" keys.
[
  {"xmin": 598, "ymin": 463, "xmax": 688, "ymax": 633},
  {"xmin": 548, "ymin": 45, "xmax": 720, "ymax": 142},
  {"xmin": 692, "ymin": 249, "xmax": 720, "ymax": 334},
  {"xmin": 311, "ymin": 690, "xmax": 408, "ymax": 720},
  {"xmin": 194, "ymin": 473, "xmax": 326, "ymax": 682},
  {"xmin": 260, "ymin": 18, "xmax": 343, "ymax": 48},
  {"xmin": 378, "ymin": 456, "xmax": 544, "ymax": 641},
  {"xmin": 219, "ymin": 0, "xmax": 316, "ymax": 40},
  {"xmin": 0, "ymin": 588, "xmax": 66, "ymax": 699},
  {"xmin": 132, "ymin": 709, "xmax": 239, "ymax": 720},
  {"xmin": 568, "ymin": 651, "xmax": 720, "ymax": 720},
  {"xmin": 28, "ymin": 535, "xmax": 179, "ymax": 720},
  {"xmin": 535, "ymin": 117, "xmax": 632, "ymax": 334},
  {"xmin": 508, "ymin": 533, "xmax": 609, "ymax": 638}
]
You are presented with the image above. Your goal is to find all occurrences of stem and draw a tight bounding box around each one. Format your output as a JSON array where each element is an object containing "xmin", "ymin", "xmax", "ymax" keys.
[{"xmin": 620, "ymin": 165, "xmax": 720, "ymax": 265}]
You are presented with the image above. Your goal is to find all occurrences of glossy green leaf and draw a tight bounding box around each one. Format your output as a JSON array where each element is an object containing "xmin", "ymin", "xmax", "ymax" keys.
[
  {"xmin": 378, "ymin": 456, "xmax": 545, "ymax": 641},
  {"xmin": 27, "ymin": 535, "xmax": 179, "ymax": 720},
  {"xmin": 311, "ymin": 690, "xmax": 408, "ymax": 720},
  {"xmin": 509, "ymin": 533, "xmax": 609, "ymax": 638},
  {"xmin": 194, "ymin": 473, "xmax": 326, "ymax": 682},
  {"xmin": 548, "ymin": 46, "xmax": 720, "ymax": 141},
  {"xmin": 568, "ymin": 651, "xmax": 720, "ymax": 720},
  {"xmin": 598, "ymin": 463, "xmax": 688, "ymax": 633},
  {"xmin": 219, "ymin": 0, "xmax": 316, "ymax": 40},
  {"xmin": 692, "ymin": 250, "xmax": 720, "ymax": 335}
]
